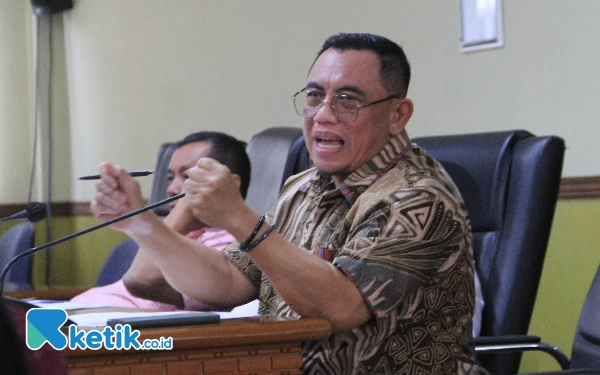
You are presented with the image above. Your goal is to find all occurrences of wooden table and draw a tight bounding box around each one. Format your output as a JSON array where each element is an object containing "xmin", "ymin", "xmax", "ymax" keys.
[
  {"xmin": 6, "ymin": 290, "xmax": 332, "ymax": 375},
  {"xmin": 67, "ymin": 316, "xmax": 331, "ymax": 375}
]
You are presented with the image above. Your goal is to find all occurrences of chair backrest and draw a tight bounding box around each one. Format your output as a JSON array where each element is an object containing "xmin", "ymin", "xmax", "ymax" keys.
[
  {"xmin": 0, "ymin": 222, "xmax": 34, "ymax": 291},
  {"xmin": 282, "ymin": 134, "xmax": 312, "ymax": 187},
  {"xmin": 413, "ymin": 130, "xmax": 565, "ymax": 374},
  {"xmin": 149, "ymin": 142, "xmax": 177, "ymax": 217},
  {"xmin": 96, "ymin": 238, "xmax": 139, "ymax": 286},
  {"xmin": 245, "ymin": 127, "xmax": 304, "ymax": 214},
  {"xmin": 570, "ymin": 263, "xmax": 600, "ymax": 369}
]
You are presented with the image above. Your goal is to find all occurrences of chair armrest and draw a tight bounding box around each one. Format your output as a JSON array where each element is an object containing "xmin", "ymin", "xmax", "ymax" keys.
[
  {"xmin": 474, "ymin": 335, "xmax": 570, "ymax": 370},
  {"xmin": 473, "ymin": 335, "xmax": 541, "ymax": 346}
]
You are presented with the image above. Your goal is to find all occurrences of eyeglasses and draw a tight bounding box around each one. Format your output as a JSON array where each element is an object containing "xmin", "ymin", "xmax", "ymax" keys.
[{"xmin": 291, "ymin": 88, "xmax": 400, "ymax": 123}]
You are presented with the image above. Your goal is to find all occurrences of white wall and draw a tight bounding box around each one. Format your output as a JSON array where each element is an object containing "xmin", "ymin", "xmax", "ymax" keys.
[
  {"xmin": 2, "ymin": 0, "xmax": 599, "ymax": 203},
  {"xmin": 0, "ymin": 0, "xmax": 32, "ymax": 202}
]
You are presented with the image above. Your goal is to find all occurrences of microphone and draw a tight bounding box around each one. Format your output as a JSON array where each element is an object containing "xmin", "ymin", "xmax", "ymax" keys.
[
  {"xmin": 0, "ymin": 193, "xmax": 185, "ymax": 295},
  {"xmin": 0, "ymin": 202, "xmax": 47, "ymax": 223}
]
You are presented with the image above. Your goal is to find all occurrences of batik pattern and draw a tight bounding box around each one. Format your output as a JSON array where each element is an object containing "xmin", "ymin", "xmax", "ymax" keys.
[{"xmin": 225, "ymin": 130, "xmax": 475, "ymax": 374}]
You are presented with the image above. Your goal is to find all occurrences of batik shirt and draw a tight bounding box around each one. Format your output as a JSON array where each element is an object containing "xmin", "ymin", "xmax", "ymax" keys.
[{"xmin": 225, "ymin": 130, "xmax": 475, "ymax": 375}]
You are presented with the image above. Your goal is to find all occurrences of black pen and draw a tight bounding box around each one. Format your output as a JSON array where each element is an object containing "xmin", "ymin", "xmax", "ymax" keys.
[{"xmin": 78, "ymin": 170, "xmax": 154, "ymax": 180}]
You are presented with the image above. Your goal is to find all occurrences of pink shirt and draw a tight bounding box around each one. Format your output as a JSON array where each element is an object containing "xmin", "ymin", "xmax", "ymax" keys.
[{"xmin": 71, "ymin": 227, "xmax": 235, "ymax": 311}]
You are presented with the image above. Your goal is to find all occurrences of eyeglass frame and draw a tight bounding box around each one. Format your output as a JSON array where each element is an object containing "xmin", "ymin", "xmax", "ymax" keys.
[{"xmin": 291, "ymin": 88, "xmax": 401, "ymax": 123}]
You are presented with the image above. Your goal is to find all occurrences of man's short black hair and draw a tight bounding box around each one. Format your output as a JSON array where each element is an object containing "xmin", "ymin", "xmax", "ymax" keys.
[
  {"xmin": 313, "ymin": 33, "xmax": 411, "ymax": 97},
  {"xmin": 176, "ymin": 132, "xmax": 251, "ymax": 199}
]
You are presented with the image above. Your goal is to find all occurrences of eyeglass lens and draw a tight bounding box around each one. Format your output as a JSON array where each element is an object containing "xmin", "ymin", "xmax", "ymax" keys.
[{"xmin": 293, "ymin": 91, "xmax": 360, "ymax": 123}]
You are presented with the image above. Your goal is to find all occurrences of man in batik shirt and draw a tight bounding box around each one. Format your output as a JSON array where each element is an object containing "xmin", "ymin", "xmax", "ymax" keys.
[
  {"xmin": 229, "ymin": 125, "xmax": 475, "ymax": 374},
  {"xmin": 90, "ymin": 33, "xmax": 475, "ymax": 374}
]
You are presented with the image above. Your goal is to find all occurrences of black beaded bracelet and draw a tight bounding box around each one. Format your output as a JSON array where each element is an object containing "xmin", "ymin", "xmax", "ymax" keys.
[
  {"xmin": 242, "ymin": 224, "xmax": 275, "ymax": 253},
  {"xmin": 238, "ymin": 215, "xmax": 265, "ymax": 251}
]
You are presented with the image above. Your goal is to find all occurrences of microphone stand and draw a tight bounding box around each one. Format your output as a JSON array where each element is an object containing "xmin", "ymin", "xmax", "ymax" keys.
[{"xmin": 0, "ymin": 193, "xmax": 185, "ymax": 296}]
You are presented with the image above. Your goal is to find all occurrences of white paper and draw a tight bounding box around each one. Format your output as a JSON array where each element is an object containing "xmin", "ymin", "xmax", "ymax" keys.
[
  {"xmin": 218, "ymin": 299, "xmax": 260, "ymax": 319},
  {"xmin": 65, "ymin": 299, "xmax": 260, "ymax": 327}
]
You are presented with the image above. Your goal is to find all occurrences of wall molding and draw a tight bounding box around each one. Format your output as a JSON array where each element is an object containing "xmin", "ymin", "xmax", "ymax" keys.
[
  {"xmin": 559, "ymin": 176, "xmax": 600, "ymax": 200},
  {"xmin": 1, "ymin": 176, "xmax": 599, "ymax": 218},
  {"xmin": 0, "ymin": 202, "xmax": 91, "ymax": 219}
]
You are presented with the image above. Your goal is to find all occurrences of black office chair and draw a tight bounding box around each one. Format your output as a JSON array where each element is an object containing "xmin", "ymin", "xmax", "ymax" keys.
[
  {"xmin": 412, "ymin": 130, "xmax": 565, "ymax": 374},
  {"xmin": 148, "ymin": 142, "xmax": 178, "ymax": 217},
  {"xmin": 281, "ymin": 130, "xmax": 563, "ymax": 375},
  {"xmin": 95, "ymin": 238, "xmax": 139, "ymax": 286},
  {"xmin": 474, "ymin": 262, "xmax": 600, "ymax": 374},
  {"xmin": 281, "ymin": 134, "xmax": 312, "ymax": 187},
  {"xmin": 245, "ymin": 127, "xmax": 304, "ymax": 214},
  {"xmin": 244, "ymin": 128, "xmax": 564, "ymax": 373},
  {"xmin": 0, "ymin": 223, "xmax": 35, "ymax": 292}
]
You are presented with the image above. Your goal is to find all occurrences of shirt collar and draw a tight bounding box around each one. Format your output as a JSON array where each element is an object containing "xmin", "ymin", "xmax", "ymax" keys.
[{"xmin": 300, "ymin": 130, "xmax": 413, "ymax": 206}]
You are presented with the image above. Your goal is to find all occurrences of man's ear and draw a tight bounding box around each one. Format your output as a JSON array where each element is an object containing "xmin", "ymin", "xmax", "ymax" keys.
[
  {"xmin": 389, "ymin": 98, "xmax": 414, "ymax": 136},
  {"xmin": 232, "ymin": 174, "xmax": 242, "ymax": 191}
]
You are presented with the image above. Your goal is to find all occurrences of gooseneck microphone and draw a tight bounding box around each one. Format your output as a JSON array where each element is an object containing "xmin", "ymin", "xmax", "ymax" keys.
[
  {"xmin": 0, "ymin": 202, "xmax": 47, "ymax": 223},
  {"xmin": 0, "ymin": 193, "xmax": 185, "ymax": 295}
]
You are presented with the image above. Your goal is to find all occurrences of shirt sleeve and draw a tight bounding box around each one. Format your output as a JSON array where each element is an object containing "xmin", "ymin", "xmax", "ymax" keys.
[
  {"xmin": 333, "ymin": 187, "xmax": 472, "ymax": 319},
  {"xmin": 222, "ymin": 242, "xmax": 264, "ymax": 289},
  {"xmin": 221, "ymin": 214, "xmax": 276, "ymax": 288}
]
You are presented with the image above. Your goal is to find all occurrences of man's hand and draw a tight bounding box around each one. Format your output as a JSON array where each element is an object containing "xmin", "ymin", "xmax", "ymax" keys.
[
  {"xmin": 90, "ymin": 162, "xmax": 149, "ymax": 233},
  {"xmin": 164, "ymin": 198, "xmax": 206, "ymax": 234},
  {"xmin": 183, "ymin": 157, "xmax": 247, "ymax": 229}
]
